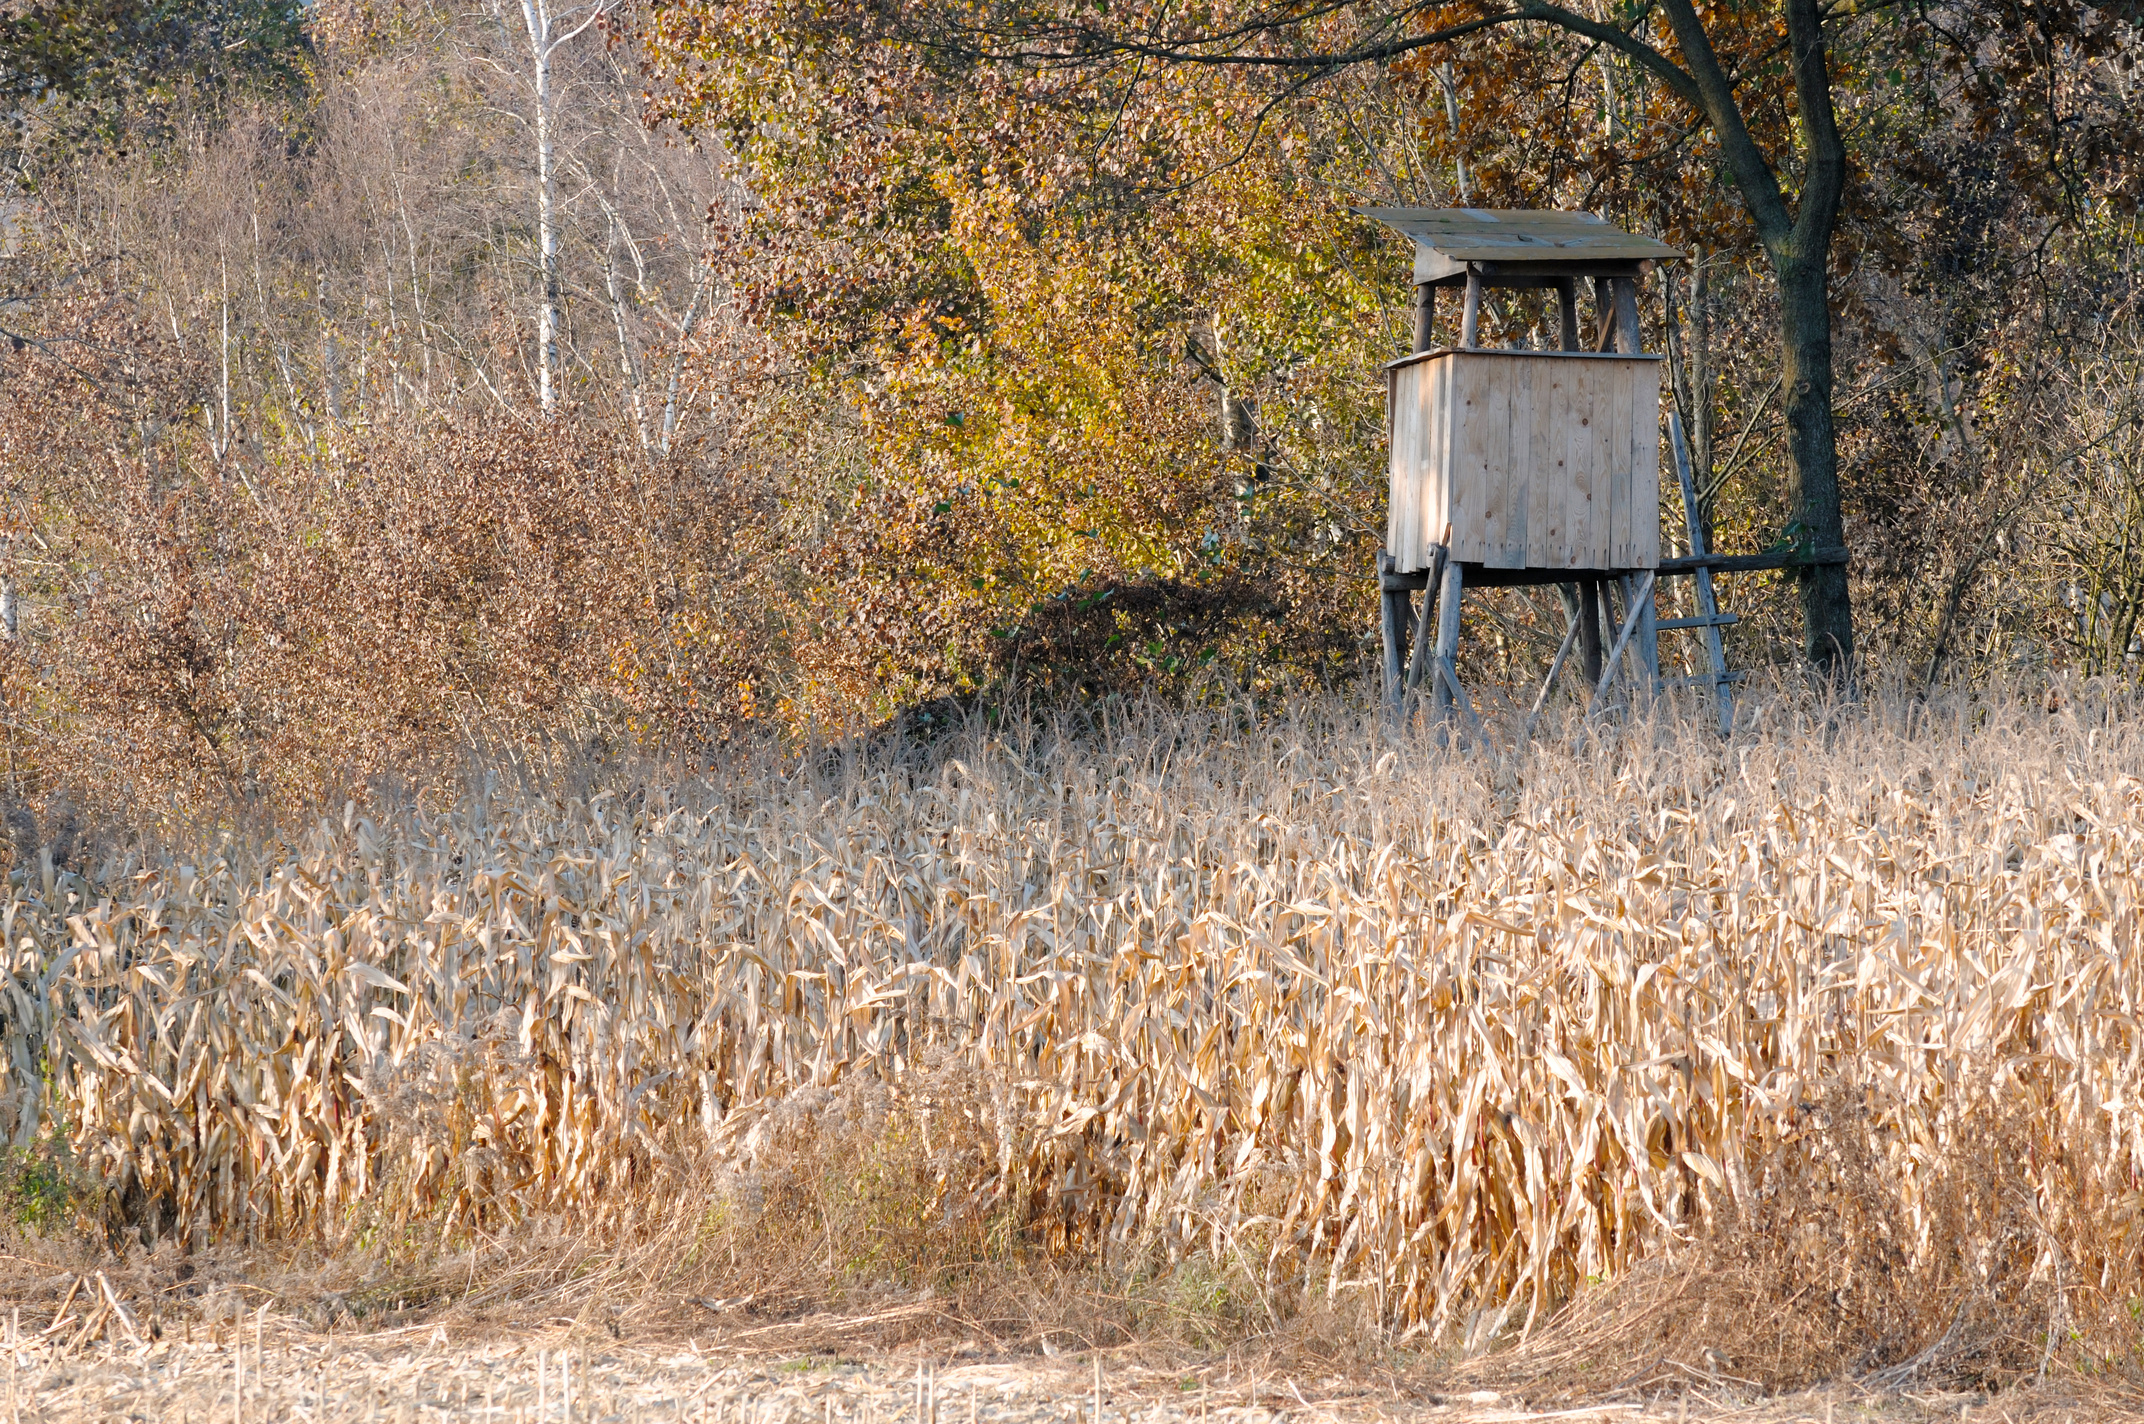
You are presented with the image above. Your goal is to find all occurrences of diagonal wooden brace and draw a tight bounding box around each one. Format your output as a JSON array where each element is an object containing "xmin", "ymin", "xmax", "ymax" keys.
[
  {"xmin": 1524, "ymin": 607, "xmax": 1583, "ymax": 737},
  {"xmin": 1404, "ymin": 525, "xmax": 1454, "ymax": 695},
  {"xmin": 1434, "ymin": 655, "xmax": 1485, "ymax": 741},
  {"xmin": 1585, "ymin": 570, "xmax": 1658, "ymax": 718}
]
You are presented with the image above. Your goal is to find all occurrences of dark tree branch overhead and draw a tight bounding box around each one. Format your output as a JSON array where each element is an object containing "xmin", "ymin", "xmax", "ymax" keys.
[
  {"xmin": 929, "ymin": 6, "xmax": 1528, "ymax": 72},
  {"xmin": 1505, "ymin": 0, "xmax": 1704, "ymax": 109}
]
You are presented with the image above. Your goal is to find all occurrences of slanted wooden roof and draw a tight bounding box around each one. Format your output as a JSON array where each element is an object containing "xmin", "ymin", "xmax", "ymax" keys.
[{"xmin": 1356, "ymin": 208, "xmax": 1682, "ymax": 284}]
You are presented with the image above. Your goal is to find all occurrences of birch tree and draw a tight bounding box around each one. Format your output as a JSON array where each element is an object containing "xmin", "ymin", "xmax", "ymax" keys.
[{"xmin": 501, "ymin": 0, "xmax": 614, "ymax": 414}]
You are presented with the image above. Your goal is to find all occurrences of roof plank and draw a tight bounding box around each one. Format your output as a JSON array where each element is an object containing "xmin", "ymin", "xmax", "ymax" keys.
[{"xmin": 1355, "ymin": 207, "xmax": 1682, "ymax": 269}]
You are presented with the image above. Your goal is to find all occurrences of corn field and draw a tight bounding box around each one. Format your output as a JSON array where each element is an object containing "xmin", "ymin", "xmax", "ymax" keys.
[{"xmin": 5, "ymin": 687, "xmax": 2144, "ymax": 1347}]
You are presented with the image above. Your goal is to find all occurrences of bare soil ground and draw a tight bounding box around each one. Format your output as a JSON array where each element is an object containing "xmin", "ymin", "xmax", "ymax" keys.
[{"xmin": 6, "ymin": 1313, "xmax": 2138, "ymax": 1424}]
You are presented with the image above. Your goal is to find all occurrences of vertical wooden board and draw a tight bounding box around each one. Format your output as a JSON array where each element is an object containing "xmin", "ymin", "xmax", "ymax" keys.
[
  {"xmin": 1492, "ymin": 357, "xmax": 1531, "ymax": 568},
  {"xmin": 1592, "ymin": 361, "xmax": 1615, "ymax": 568},
  {"xmin": 1633, "ymin": 361, "xmax": 1663, "ymax": 568},
  {"xmin": 1441, "ymin": 355, "xmax": 1467, "ymax": 562},
  {"xmin": 1396, "ymin": 363, "xmax": 1423, "ymax": 569},
  {"xmin": 1618, "ymin": 361, "xmax": 1644, "ymax": 567},
  {"xmin": 1386, "ymin": 365, "xmax": 1411, "ymax": 564},
  {"xmin": 1424, "ymin": 357, "xmax": 1452, "ymax": 562},
  {"xmin": 1447, "ymin": 355, "xmax": 1481, "ymax": 563},
  {"xmin": 1565, "ymin": 358, "xmax": 1599, "ymax": 568},
  {"xmin": 1461, "ymin": 354, "xmax": 1509, "ymax": 565},
  {"xmin": 1623, "ymin": 362, "xmax": 1644, "ymax": 566},
  {"xmin": 1486, "ymin": 356, "xmax": 1515, "ymax": 563},
  {"xmin": 1412, "ymin": 361, "xmax": 1435, "ymax": 569},
  {"xmin": 1589, "ymin": 359, "xmax": 1612, "ymax": 568},
  {"xmin": 1489, "ymin": 355, "xmax": 1516, "ymax": 563},
  {"xmin": 1598, "ymin": 361, "xmax": 1619, "ymax": 567},
  {"xmin": 1605, "ymin": 359, "xmax": 1633, "ymax": 568},
  {"xmin": 1601, "ymin": 362, "xmax": 1621, "ymax": 566},
  {"xmin": 1612, "ymin": 360, "xmax": 1635, "ymax": 568},
  {"xmin": 1403, "ymin": 359, "xmax": 1431, "ymax": 568},
  {"xmin": 1526, "ymin": 355, "xmax": 1565, "ymax": 568},
  {"xmin": 1552, "ymin": 359, "xmax": 1578, "ymax": 569}
]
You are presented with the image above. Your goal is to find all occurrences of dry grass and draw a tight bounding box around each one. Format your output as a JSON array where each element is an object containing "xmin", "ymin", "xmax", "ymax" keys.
[
  {"xmin": 7, "ymin": 680, "xmax": 2144, "ymax": 1393},
  {"xmin": 18, "ymin": 1325, "xmax": 2144, "ymax": 1424}
]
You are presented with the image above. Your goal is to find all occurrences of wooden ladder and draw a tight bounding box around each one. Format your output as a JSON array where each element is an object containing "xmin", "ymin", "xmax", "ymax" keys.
[{"xmin": 1657, "ymin": 411, "xmax": 1738, "ymax": 735}]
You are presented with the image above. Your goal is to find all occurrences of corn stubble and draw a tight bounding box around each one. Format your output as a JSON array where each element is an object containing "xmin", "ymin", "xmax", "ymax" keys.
[{"xmin": 5, "ymin": 687, "xmax": 2143, "ymax": 1382}]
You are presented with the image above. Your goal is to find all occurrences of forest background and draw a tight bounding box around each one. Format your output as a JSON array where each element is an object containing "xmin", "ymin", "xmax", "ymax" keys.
[{"xmin": 0, "ymin": 0, "xmax": 2137, "ymax": 825}]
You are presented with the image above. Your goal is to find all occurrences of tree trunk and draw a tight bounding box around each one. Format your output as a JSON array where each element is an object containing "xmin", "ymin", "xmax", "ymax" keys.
[
  {"xmin": 1776, "ymin": 250, "xmax": 1853, "ymax": 679},
  {"xmin": 1648, "ymin": 0, "xmax": 1854, "ymax": 683},
  {"xmin": 535, "ymin": 35, "xmax": 559, "ymax": 415}
]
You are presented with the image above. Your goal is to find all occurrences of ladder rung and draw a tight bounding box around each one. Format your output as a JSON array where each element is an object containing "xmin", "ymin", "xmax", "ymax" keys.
[
  {"xmin": 1662, "ymin": 671, "xmax": 1749, "ymax": 688},
  {"xmin": 1656, "ymin": 613, "xmax": 1741, "ymax": 630}
]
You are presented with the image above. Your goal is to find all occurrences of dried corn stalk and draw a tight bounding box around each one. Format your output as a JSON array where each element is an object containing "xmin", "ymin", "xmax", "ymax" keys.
[{"xmin": 3, "ymin": 692, "xmax": 2140, "ymax": 1337}]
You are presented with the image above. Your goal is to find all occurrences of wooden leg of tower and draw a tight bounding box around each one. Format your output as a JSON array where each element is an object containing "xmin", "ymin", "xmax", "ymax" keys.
[
  {"xmin": 1612, "ymin": 278, "xmax": 1643, "ymax": 356},
  {"xmin": 1387, "ymin": 588, "xmax": 1411, "ymax": 718},
  {"xmin": 1460, "ymin": 270, "xmax": 1483, "ymax": 348},
  {"xmin": 1577, "ymin": 578, "xmax": 1605, "ymax": 687},
  {"xmin": 1379, "ymin": 553, "xmax": 1405, "ymax": 723},
  {"xmin": 1558, "ymin": 583, "xmax": 1585, "ymax": 684},
  {"xmin": 1432, "ymin": 559, "xmax": 1465, "ymax": 727}
]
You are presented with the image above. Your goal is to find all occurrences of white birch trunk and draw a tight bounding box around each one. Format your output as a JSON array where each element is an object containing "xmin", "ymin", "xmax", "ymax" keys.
[
  {"xmin": 534, "ymin": 25, "xmax": 558, "ymax": 414},
  {"xmin": 514, "ymin": 0, "xmax": 607, "ymax": 416}
]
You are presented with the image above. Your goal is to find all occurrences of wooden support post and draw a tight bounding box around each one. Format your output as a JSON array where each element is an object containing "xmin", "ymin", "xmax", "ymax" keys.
[
  {"xmin": 1460, "ymin": 269, "xmax": 1483, "ymax": 349},
  {"xmin": 1591, "ymin": 277, "xmax": 1616, "ymax": 352},
  {"xmin": 1670, "ymin": 411, "xmax": 1734, "ymax": 734},
  {"xmin": 1572, "ymin": 579, "xmax": 1604, "ymax": 686},
  {"xmin": 1412, "ymin": 284, "xmax": 1434, "ymax": 353},
  {"xmin": 1379, "ymin": 552, "xmax": 1405, "ymax": 722},
  {"xmin": 1555, "ymin": 278, "xmax": 1580, "ymax": 352},
  {"xmin": 1612, "ymin": 277, "xmax": 1644, "ymax": 356},
  {"xmin": 1432, "ymin": 558, "xmax": 1465, "ymax": 724}
]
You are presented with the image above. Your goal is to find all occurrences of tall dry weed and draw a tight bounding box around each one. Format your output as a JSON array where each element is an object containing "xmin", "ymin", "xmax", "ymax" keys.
[{"xmin": 5, "ymin": 681, "xmax": 2144, "ymax": 1381}]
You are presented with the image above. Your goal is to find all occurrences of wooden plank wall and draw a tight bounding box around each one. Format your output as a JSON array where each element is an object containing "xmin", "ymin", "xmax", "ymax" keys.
[
  {"xmin": 1386, "ymin": 357, "xmax": 1454, "ymax": 573},
  {"xmin": 1387, "ymin": 352, "xmax": 1660, "ymax": 572}
]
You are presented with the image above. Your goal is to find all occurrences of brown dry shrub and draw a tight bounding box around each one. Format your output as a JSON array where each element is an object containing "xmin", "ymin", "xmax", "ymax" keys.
[
  {"xmin": 0, "ymin": 289, "xmax": 785, "ymax": 818},
  {"xmin": 693, "ymin": 1055, "xmax": 1031, "ymax": 1303},
  {"xmin": 988, "ymin": 574, "xmax": 1364, "ymax": 698}
]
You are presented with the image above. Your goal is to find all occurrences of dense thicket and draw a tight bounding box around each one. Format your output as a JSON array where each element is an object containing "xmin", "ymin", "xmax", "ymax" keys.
[{"xmin": 0, "ymin": 0, "xmax": 2136, "ymax": 825}]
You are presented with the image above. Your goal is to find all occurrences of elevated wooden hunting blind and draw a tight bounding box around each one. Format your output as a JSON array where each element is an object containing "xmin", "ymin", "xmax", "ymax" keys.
[
  {"xmin": 1388, "ymin": 347, "xmax": 1662, "ymax": 574},
  {"xmin": 1363, "ymin": 207, "xmax": 1851, "ymax": 733},
  {"xmin": 1358, "ymin": 207, "xmax": 1697, "ymax": 727}
]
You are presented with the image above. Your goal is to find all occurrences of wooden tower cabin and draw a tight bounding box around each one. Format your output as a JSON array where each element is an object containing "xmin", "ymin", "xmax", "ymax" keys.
[{"xmin": 1361, "ymin": 206, "xmax": 1751, "ymax": 734}]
